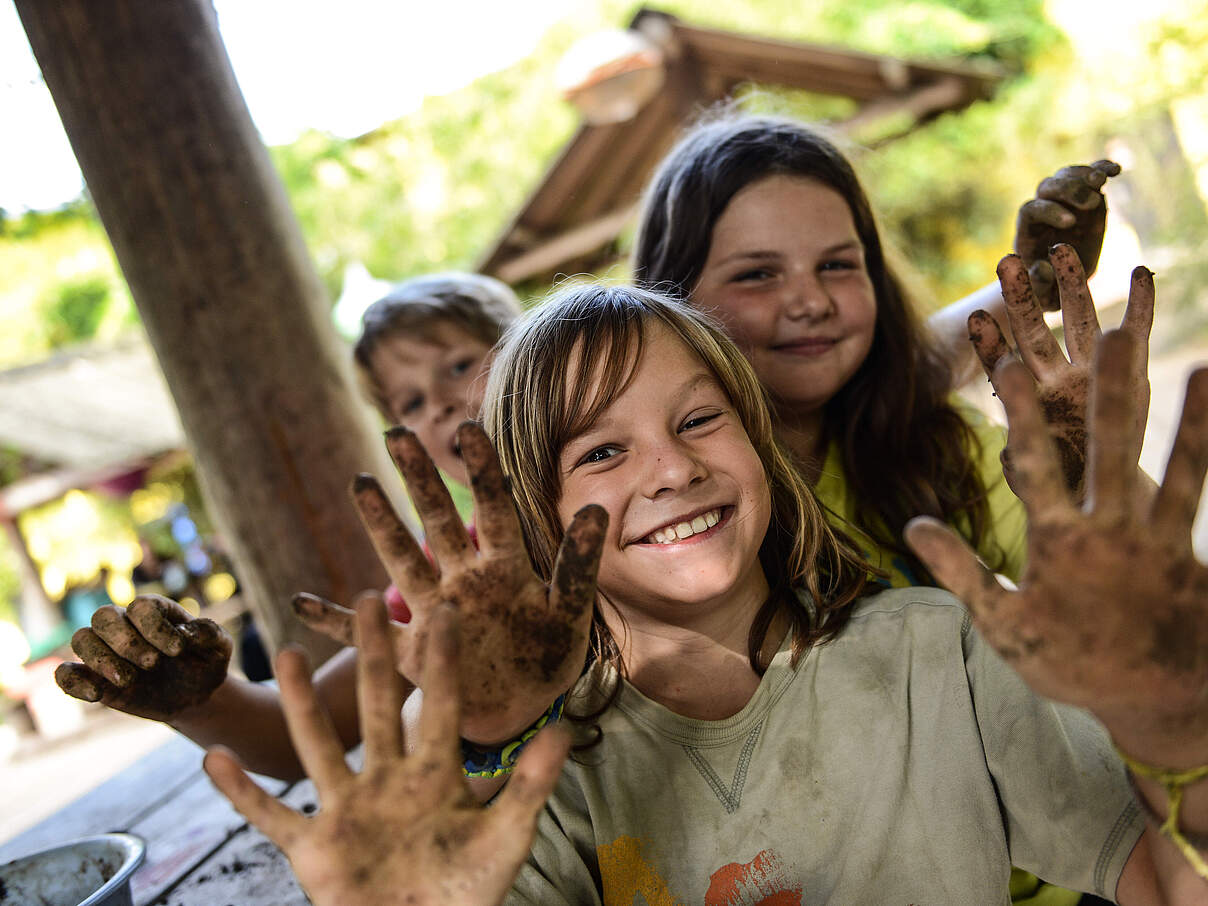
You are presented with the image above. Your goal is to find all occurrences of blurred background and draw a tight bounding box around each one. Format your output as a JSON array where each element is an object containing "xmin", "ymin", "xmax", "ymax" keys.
[{"xmin": 0, "ymin": 0, "xmax": 1205, "ymax": 841}]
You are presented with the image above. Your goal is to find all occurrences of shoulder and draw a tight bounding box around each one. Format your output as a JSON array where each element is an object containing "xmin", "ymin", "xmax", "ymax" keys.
[{"xmin": 844, "ymin": 585, "xmax": 970, "ymax": 632}]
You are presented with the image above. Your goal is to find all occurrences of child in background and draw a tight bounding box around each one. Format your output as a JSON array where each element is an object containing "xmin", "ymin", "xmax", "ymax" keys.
[
  {"xmin": 271, "ymin": 281, "xmax": 1208, "ymax": 904},
  {"xmin": 632, "ymin": 114, "xmax": 1135, "ymax": 590},
  {"xmin": 352, "ymin": 272, "xmax": 522, "ymax": 482},
  {"xmin": 54, "ymin": 272, "xmax": 521, "ymax": 781}
]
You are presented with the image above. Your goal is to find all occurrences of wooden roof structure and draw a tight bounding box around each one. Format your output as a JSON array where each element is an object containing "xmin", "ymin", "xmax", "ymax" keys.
[{"xmin": 479, "ymin": 8, "xmax": 1004, "ymax": 286}]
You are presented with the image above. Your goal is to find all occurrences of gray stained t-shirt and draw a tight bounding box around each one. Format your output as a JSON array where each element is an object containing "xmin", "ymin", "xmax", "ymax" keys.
[{"xmin": 508, "ymin": 587, "xmax": 1144, "ymax": 905}]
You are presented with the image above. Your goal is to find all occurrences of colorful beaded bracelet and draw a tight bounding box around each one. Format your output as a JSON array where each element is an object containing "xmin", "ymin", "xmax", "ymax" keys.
[{"xmin": 461, "ymin": 693, "xmax": 567, "ymax": 779}]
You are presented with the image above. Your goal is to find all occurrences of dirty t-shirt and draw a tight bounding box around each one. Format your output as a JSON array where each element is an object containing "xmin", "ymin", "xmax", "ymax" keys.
[
  {"xmin": 813, "ymin": 401, "xmax": 1028, "ymax": 588},
  {"xmin": 506, "ymin": 588, "xmax": 1143, "ymax": 905}
]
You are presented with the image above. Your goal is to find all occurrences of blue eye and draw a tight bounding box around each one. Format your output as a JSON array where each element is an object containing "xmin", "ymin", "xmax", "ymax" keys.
[
  {"xmin": 451, "ymin": 357, "xmax": 475, "ymax": 377},
  {"xmin": 399, "ymin": 396, "xmax": 423, "ymax": 417}
]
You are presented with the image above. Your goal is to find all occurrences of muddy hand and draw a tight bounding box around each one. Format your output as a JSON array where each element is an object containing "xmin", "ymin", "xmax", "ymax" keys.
[
  {"xmin": 206, "ymin": 601, "xmax": 569, "ymax": 906},
  {"xmin": 54, "ymin": 594, "xmax": 231, "ymax": 722},
  {"xmin": 905, "ymin": 331, "xmax": 1208, "ymax": 741},
  {"xmin": 1015, "ymin": 160, "xmax": 1120, "ymax": 310},
  {"xmin": 968, "ymin": 248, "xmax": 1153, "ymax": 500},
  {"xmin": 326, "ymin": 421, "xmax": 606, "ymax": 744}
]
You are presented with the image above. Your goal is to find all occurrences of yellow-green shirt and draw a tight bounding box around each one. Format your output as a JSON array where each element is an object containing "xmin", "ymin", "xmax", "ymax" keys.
[{"xmin": 813, "ymin": 401, "xmax": 1027, "ymax": 588}]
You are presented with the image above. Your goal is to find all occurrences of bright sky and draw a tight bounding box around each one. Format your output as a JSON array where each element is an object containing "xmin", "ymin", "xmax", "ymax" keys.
[{"xmin": 0, "ymin": 0, "xmax": 575, "ymax": 213}]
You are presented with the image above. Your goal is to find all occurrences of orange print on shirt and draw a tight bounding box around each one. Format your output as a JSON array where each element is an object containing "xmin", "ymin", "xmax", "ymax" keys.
[
  {"xmin": 597, "ymin": 835, "xmax": 684, "ymax": 906},
  {"xmin": 706, "ymin": 849, "xmax": 804, "ymax": 906}
]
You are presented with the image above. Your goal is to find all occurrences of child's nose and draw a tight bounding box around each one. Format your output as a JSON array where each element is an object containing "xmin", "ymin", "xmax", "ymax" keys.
[
  {"xmin": 643, "ymin": 441, "xmax": 707, "ymax": 498},
  {"xmin": 783, "ymin": 274, "xmax": 835, "ymax": 322}
]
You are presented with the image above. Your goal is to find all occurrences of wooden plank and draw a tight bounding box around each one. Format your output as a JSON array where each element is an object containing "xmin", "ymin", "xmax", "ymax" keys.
[
  {"xmin": 144, "ymin": 780, "xmax": 318, "ymax": 906},
  {"xmin": 0, "ymin": 735, "xmax": 205, "ymax": 864},
  {"xmin": 494, "ymin": 205, "xmax": 640, "ymax": 284},
  {"xmin": 128, "ymin": 769, "xmax": 287, "ymax": 905}
]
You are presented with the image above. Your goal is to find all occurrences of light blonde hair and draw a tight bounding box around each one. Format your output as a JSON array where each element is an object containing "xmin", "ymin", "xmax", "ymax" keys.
[
  {"xmin": 482, "ymin": 284, "xmax": 870, "ymax": 675},
  {"xmin": 353, "ymin": 272, "xmax": 522, "ymax": 420}
]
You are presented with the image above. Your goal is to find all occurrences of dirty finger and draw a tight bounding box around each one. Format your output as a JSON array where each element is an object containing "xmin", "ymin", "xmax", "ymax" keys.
[
  {"xmin": 967, "ymin": 310, "xmax": 1013, "ymax": 378},
  {"xmin": 998, "ymin": 255, "xmax": 1064, "ymax": 375},
  {"xmin": 354, "ymin": 594, "xmax": 405, "ymax": 768},
  {"xmin": 1050, "ymin": 244, "xmax": 1101, "ymax": 365},
  {"xmin": 385, "ymin": 427, "xmax": 475, "ymax": 567},
  {"xmin": 126, "ymin": 595, "xmax": 190, "ymax": 656},
  {"xmin": 351, "ymin": 473, "xmax": 439, "ymax": 600},
  {"xmin": 91, "ymin": 605, "xmax": 161, "ymax": 670},
  {"xmin": 70, "ymin": 627, "xmax": 136, "ymax": 688},
  {"xmin": 457, "ymin": 422, "xmax": 526, "ymax": 559},
  {"xmin": 54, "ymin": 661, "xmax": 109, "ymax": 703},
  {"xmin": 996, "ymin": 358, "xmax": 1072, "ymax": 523},
  {"xmin": 1085, "ymin": 331, "xmax": 1139, "ymax": 524},
  {"xmin": 1149, "ymin": 368, "xmax": 1208, "ymax": 551}
]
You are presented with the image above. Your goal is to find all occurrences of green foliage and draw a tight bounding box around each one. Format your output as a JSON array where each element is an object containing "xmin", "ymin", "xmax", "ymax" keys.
[
  {"xmin": 2, "ymin": 0, "xmax": 1206, "ymax": 348},
  {"xmin": 39, "ymin": 274, "xmax": 110, "ymax": 348}
]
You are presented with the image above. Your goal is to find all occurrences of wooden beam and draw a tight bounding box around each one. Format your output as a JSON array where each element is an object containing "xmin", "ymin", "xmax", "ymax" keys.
[
  {"xmin": 16, "ymin": 0, "xmax": 398, "ymax": 659},
  {"xmin": 492, "ymin": 205, "xmax": 640, "ymax": 284},
  {"xmin": 836, "ymin": 76, "xmax": 973, "ymax": 136}
]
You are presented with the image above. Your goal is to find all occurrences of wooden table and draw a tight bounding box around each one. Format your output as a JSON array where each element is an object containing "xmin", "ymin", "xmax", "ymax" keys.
[{"xmin": 0, "ymin": 734, "xmax": 319, "ymax": 905}]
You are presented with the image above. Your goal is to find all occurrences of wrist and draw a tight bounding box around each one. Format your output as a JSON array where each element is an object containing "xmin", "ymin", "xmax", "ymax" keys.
[
  {"xmin": 461, "ymin": 696, "xmax": 566, "ymax": 747},
  {"xmin": 461, "ymin": 693, "xmax": 566, "ymax": 779}
]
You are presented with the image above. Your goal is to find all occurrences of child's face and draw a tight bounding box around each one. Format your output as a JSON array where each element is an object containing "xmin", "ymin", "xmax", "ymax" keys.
[
  {"xmin": 369, "ymin": 321, "xmax": 494, "ymax": 479},
  {"xmin": 556, "ymin": 324, "xmax": 771, "ymax": 624},
  {"xmin": 692, "ymin": 174, "xmax": 877, "ymax": 419}
]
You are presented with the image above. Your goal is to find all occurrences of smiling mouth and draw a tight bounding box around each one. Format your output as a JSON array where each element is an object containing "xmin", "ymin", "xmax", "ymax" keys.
[
  {"xmin": 773, "ymin": 338, "xmax": 837, "ymax": 355},
  {"xmin": 641, "ymin": 507, "xmax": 727, "ymax": 545}
]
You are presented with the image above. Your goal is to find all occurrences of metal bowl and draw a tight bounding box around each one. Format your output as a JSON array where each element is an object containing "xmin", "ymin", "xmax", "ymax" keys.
[{"xmin": 0, "ymin": 832, "xmax": 145, "ymax": 906}]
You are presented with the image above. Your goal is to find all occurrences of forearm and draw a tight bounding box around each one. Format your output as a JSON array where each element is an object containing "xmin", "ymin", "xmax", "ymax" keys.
[
  {"xmin": 168, "ymin": 675, "xmax": 306, "ymax": 779},
  {"xmin": 171, "ymin": 646, "xmax": 368, "ymax": 781},
  {"xmin": 927, "ymin": 281, "xmax": 1012, "ymax": 388}
]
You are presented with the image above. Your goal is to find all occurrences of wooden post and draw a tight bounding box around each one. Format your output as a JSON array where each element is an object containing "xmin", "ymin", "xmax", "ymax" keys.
[{"xmin": 15, "ymin": 0, "xmax": 399, "ymax": 660}]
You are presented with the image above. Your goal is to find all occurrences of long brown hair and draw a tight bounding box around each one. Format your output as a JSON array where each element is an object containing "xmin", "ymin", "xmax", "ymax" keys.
[
  {"xmin": 632, "ymin": 113, "xmax": 1002, "ymax": 581},
  {"xmin": 482, "ymin": 283, "xmax": 870, "ymax": 686}
]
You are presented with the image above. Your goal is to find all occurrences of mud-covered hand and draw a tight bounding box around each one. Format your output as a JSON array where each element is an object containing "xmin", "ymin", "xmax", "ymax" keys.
[
  {"xmin": 206, "ymin": 600, "xmax": 569, "ymax": 906},
  {"xmin": 294, "ymin": 421, "xmax": 606, "ymax": 745},
  {"xmin": 905, "ymin": 330, "xmax": 1208, "ymax": 746},
  {"xmin": 967, "ymin": 247, "xmax": 1153, "ymax": 501},
  {"xmin": 54, "ymin": 594, "xmax": 231, "ymax": 722},
  {"xmin": 1015, "ymin": 159, "xmax": 1120, "ymax": 311}
]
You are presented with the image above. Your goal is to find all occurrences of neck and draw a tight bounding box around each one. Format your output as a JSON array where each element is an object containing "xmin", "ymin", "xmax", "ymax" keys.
[
  {"xmin": 602, "ymin": 578, "xmax": 787, "ymax": 721},
  {"xmin": 772, "ymin": 403, "xmax": 826, "ymax": 484}
]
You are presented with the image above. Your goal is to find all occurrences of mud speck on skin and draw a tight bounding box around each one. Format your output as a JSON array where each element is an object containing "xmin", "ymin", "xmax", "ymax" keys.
[{"xmin": 1150, "ymin": 605, "xmax": 1207, "ymax": 674}]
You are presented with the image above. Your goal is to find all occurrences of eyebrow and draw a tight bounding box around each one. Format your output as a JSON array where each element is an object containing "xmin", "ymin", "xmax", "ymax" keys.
[
  {"xmin": 563, "ymin": 370, "xmax": 721, "ymax": 451},
  {"xmin": 712, "ymin": 239, "xmax": 863, "ymax": 270}
]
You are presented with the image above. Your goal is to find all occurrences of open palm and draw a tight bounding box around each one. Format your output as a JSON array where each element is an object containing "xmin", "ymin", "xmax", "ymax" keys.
[{"xmin": 295, "ymin": 421, "xmax": 605, "ymax": 744}]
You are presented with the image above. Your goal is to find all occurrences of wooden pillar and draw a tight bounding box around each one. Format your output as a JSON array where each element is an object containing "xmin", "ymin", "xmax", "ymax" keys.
[{"xmin": 15, "ymin": 0, "xmax": 399, "ymax": 660}]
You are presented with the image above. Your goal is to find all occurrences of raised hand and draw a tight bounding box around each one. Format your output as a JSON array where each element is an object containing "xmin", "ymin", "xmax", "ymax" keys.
[
  {"xmin": 1015, "ymin": 160, "xmax": 1120, "ymax": 310},
  {"xmin": 905, "ymin": 330, "xmax": 1208, "ymax": 749},
  {"xmin": 54, "ymin": 594, "xmax": 230, "ymax": 721},
  {"xmin": 296, "ymin": 421, "xmax": 606, "ymax": 744},
  {"xmin": 967, "ymin": 246, "xmax": 1153, "ymax": 500},
  {"xmin": 205, "ymin": 599, "xmax": 569, "ymax": 906}
]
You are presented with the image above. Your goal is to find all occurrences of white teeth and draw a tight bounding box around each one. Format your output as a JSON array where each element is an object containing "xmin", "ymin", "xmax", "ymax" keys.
[{"xmin": 645, "ymin": 509, "xmax": 723, "ymax": 544}]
